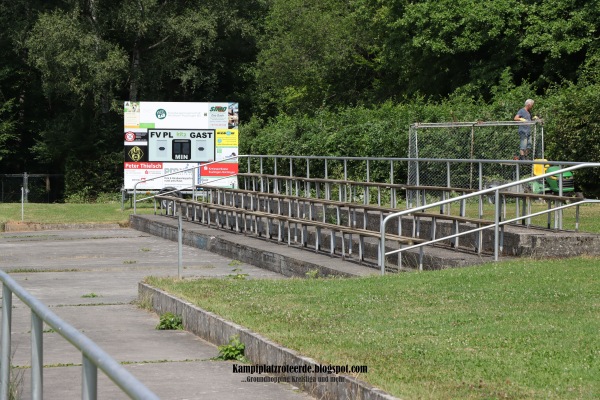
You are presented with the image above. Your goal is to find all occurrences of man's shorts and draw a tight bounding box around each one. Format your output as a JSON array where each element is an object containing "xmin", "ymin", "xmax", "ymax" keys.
[{"xmin": 519, "ymin": 131, "xmax": 531, "ymax": 150}]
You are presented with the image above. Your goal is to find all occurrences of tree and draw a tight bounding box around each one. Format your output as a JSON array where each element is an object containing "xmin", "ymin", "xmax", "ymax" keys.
[
  {"xmin": 523, "ymin": 0, "xmax": 600, "ymax": 87},
  {"xmin": 255, "ymin": 0, "xmax": 377, "ymax": 115}
]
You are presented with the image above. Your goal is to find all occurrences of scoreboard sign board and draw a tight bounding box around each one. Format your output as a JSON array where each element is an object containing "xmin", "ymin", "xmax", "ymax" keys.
[
  {"xmin": 147, "ymin": 129, "xmax": 215, "ymax": 162},
  {"xmin": 123, "ymin": 101, "xmax": 239, "ymax": 190}
]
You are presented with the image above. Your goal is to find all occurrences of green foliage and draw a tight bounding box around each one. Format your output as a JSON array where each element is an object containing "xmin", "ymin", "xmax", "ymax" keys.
[
  {"xmin": 26, "ymin": 9, "xmax": 128, "ymax": 106},
  {"xmin": 256, "ymin": 0, "xmax": 375, "ymax": 114},
  {"xmin": 213, "ymin": 335, "xmax": 248, "ymax": 362},
  {"xmin": 543, "ymin": 82, "xmax": 600, "ymax": 197},
  {"xmin": 64, "ymin": 187, "xmax": 94, "ymax": 204},
  {"xmin": 155, "ymin": 312, "xmax": 183, "ymax": 330},
  {"xmin": 1, "ymin": 0, "xmax": 599, "ymax": 199},
  {"xmin": 0, "ymin": 99, "xmax": 19, "ymax": 162},
  {"xmin": 63, "ymin": 152, "xmax": 123, "ymax": 200}
]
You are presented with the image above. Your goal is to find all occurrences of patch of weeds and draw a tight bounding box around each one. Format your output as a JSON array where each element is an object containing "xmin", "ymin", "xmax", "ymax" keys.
[
  {"xmin": 140, "ymin": 248, "xmax": 151, "ymax": 252},
  {"xmin": 155, "ymin": 312, "xmax": 183, "ymax": 330},
  {"xmin": 53, "ymin": 302, "xmax": 124, "ymax": 307},
  {"xmin": 227, "ymin": 268, "xmax": 248, "ymax": 280},
  {"xmin": 7, "ymin": 268, "xmax": 80, "ymax": 273},
  {"xmin": 133, "ymin": 291, "xmax": 154, "ymax": 311},
  {"xmin": 8, "ymin": 367, "xmax": 24, "ymax": 399},
  {"xmin": 43, "ymin": 328, "xmax": 56, "ymax": 333},
  {"xmin": 1, "ymin": 234, "xmax": 55, "ymax": 239},
  {"xmin": 44, "ymin": 362, "xmax": 80, "ymax": 368},
  {"xmin": 121, "ymin": 358, "xmax": 201, "ymax": 365},
  {"xmin": 123, "ymin": 260, "xmax": 137, "ymax": 264},
  {"xmin": 305, "ymin": 269, "xmax": 320, "ymax": 279},
  {"xmin": 4, "ymin": 349, "xmax": 24, "ymax": 399},
  {"xmin": 81, "ymin": 293, "xmax": 99, "ymax": 298},
  {"xmin": 228, "ymin": 259, "xmax": 243, "ymax": 267},
  {"xmin": 212, "ymin": 335, "xmax": 249, "ymax": 363}
]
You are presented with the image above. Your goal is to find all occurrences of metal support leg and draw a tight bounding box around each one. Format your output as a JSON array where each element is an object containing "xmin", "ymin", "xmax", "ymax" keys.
[
  {"xmin": 32, "ymin": 312, "xmax": 43, "ymax": 400},
  {"xmin": 82, "ymin": 355, "xmax": 97, "ymax": 400},
  {"xmin": 1, "ymin": 284, "xmax": 12, "ymax": 400}
]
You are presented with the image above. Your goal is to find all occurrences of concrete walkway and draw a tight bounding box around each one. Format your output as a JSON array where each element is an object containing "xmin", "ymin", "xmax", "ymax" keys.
[{"xmin": 0, "ymin": 228, "xmax": 313, "ymax": 399}]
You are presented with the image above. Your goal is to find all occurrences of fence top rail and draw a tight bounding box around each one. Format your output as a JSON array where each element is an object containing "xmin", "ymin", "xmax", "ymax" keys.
[
  {"xmin": 0, "ymin": 270, "xmax": 159, "ymax": 400},
  {"xmin": 240, "ymin": 155, "xmax": 583, "ymax": 165},
  {"xmin": 410, "ymin": 120, "xmax": 541, "ymax": 129}
]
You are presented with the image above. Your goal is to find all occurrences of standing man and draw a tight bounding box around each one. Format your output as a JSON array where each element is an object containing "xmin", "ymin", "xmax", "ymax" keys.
[{"xmin": 514, "ymin": 99, "xmax": 535, "ymax": 160}]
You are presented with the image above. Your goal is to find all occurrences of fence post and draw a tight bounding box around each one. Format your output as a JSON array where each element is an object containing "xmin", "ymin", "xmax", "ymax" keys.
[{"xmin": 23, "ymin": 172, "xmax": 29, "ymax": 203}]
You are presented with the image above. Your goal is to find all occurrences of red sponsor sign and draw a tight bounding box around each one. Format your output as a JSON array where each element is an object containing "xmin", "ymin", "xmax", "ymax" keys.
[
  {"xmin": 124, "ymin": 162, "xmax": 163, "ymax": 169},
  {"xmin": 200, "ymin": 162, "xmax": 239, "ymax": 177}
]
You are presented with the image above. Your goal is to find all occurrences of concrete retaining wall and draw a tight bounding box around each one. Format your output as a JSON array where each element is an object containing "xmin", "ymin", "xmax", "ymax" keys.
[{"xmin": 139, "ymin": 283, "xmax": 399, "ymax": 400}]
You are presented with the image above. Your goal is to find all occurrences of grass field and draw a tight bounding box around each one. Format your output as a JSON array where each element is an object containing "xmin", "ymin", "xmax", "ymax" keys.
[
  {"xmin": 146, "ymin": 258, "xmax": 600, "ymax": 399},
  {"xmin": 0, "ymin": 202, "xmax": 155, "ymax": 228}
]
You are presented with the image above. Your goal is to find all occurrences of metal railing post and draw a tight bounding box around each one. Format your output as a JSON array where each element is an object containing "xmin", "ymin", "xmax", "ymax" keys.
[
  {"xmin": 178, "ymin": 208, "xmax": 183, "ymax": 279},
  {"xmin": 494, "ymin": 189, "xmax": 500, "ymax": 261},
  {"xmin": 380, "ymin": 225, "xmax": 387, "ymax": 275},
  {"xmin": 82, "ymin": 355, "xmax": 98, "ymax": 400},
  {"xmin": 31, "ymin": 312, "xmax": 43, "ymax": 400},
  {"xmin": 1, "ymin": 284, "xmax": 12, "ymax": 400},
  {"xmin": 133, "ymin": 186, "xmax": 137, "ymax": 214}
]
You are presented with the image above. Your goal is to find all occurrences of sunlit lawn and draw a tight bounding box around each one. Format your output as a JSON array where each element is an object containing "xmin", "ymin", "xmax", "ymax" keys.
[
  {"xmin": 147, "ymin": 257, "xmax": 600, "ymax": 399},
  {"xmin": 0, "ymin": 202, "xmax": 155, "ymax": 226}
]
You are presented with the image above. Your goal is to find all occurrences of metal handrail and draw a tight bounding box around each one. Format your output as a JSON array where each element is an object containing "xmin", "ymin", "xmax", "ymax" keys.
[
  {"xmin": 0, "ymin": 270, "xmax": 159, "ymax": 400},
  {"xmin": 379, "ymin": 163, "xmax": 600, "ymax": 274},
  {"xmin": 133, "ymin": 155, "xmax": 241, "ymax": 214}
]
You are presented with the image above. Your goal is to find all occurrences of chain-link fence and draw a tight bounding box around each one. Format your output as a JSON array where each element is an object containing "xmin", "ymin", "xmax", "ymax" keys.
[
  {"xmin": 408, "ymin": 121, "xmax": 544, "ymax": 190},
  {"xmin": 0, "ymin": 173, "xmax": 64, "ymax": 203}
]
